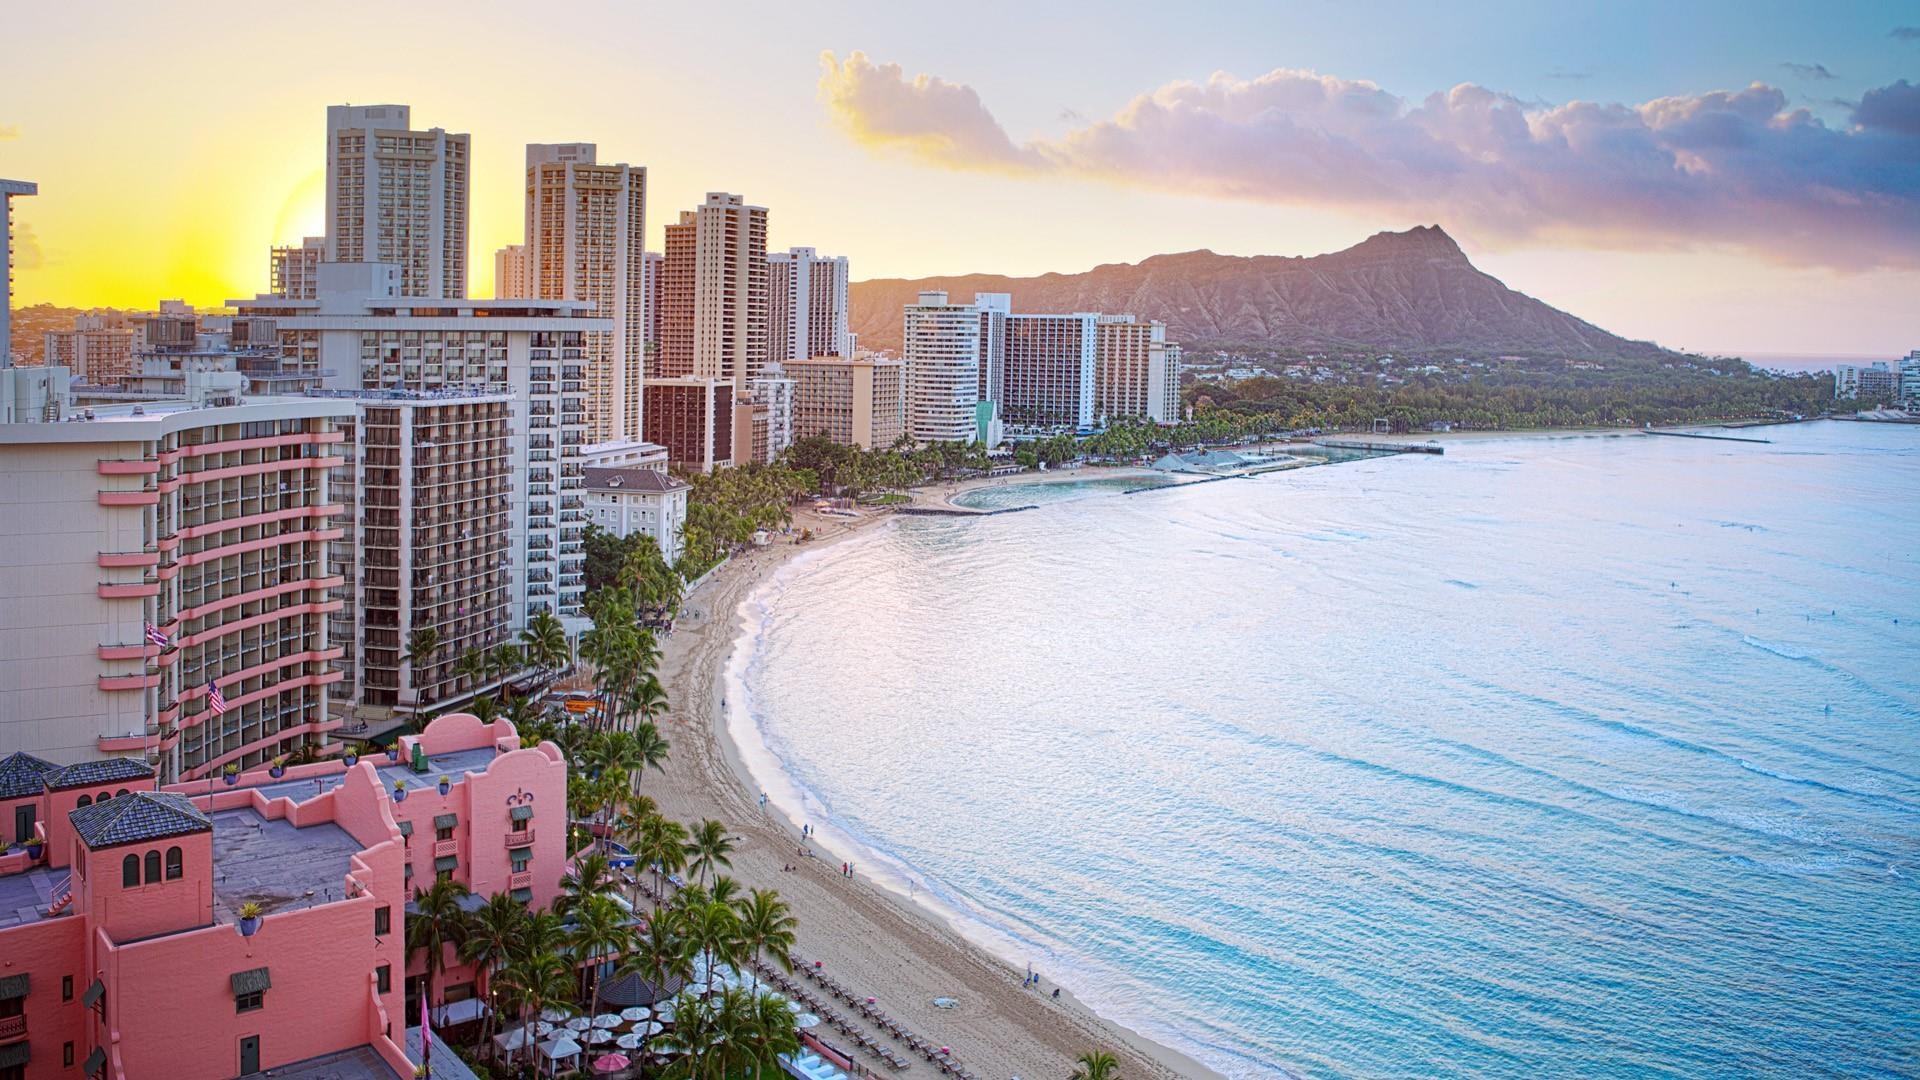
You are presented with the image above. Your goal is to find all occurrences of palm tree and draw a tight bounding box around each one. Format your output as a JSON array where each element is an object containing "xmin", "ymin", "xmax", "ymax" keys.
[
  {"xmin": 634, "ymin": 814, "xmax": 689, "ymax": 911},
  {"xmin": 556, "ymin": 852, "xmax": 617, "ymax": 917},
  {"xmin": 496, "ymin": 951, "xmax": 575, "ymax": 1069},
  {"xmin": 460, "ymin": 892, "xmax": 527, "ymax": 1047},
  {"xmin": 467, "ymin": 694, "xmax": 502, "ymax": 724},
  {"xmin": 402, "ymin": 627, "xmax": 442, "ymax": 702},
  {"xmin": 734, "ymin": 888, "xmax": 797, "ymax": 992},
  {"xmin": 489, "ymin": 642, "xmax": 523, "ymax": 687},
  {"xmin": 685, "ymin": 819, "xmax": 735, "ymax": 886},
  {"xmin": 519, "ymin": 609, "xmax": 570, "ymax": 686},
  {"xmin": 1073, "ymin": 1051, "xmax": 1122, "ymax": 1080},
  {"xmin": 453, "ymin": 646, "xmax": 489, "ymax": 692},
  {"xmin": 748, "ymin": 988, "xmax": 803, "ymax": 1080},
  {"xmin": 616, "ymin": 908, "xmax": 695, "ymax": 1016},
  {"xmin": 682, "ymin": 895, "xmax": 742, "ymax": 997},
  {"xmin": 625, "ymin": 720, "xmax": 671, "ymax": 794},
  {"xmin": 567, "ymin": 892, "xmax": 633, "ymax": 1014},
  {"xmin": 406, "ymin": 878, "xmax": 472, "ymax": 1026}
]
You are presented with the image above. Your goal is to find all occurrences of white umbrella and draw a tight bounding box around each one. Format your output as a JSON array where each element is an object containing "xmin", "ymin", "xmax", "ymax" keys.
[
  {"xmin": 540, "ymin": 1006, "xmax": 571, "ymax": 1022},
  {"xmin": 615, "ymin": 1033, "xmax": 645, "ymax": 1050},
  {"xmin": 584, "ymin": 1028, "xmax": 615, "ymax": 1045},
  {"xmin": 591, "ymin": 1013, "xmax": 623, "ymax": 1029},
  {"xmin": 636, "ymin": 1021, "xmax": 664, "ymax": 1037},
  {"xmin": 565, "ymin": 1016, "xmax": 593, "ymax": 1032},
  {"xmin": 532, "ymin": 1021, "xmax": 556, "ymax": 1037},
  {"xmin": 619, "ymin": 1007, "xmax": 652, "ymax": 1023},
  {"xmin": 539, "ymin": 1034, "xmax": 582, "ymax": 1061},
  {"xmin": 781, "ymin": 997, "xmax": 803, "ymax": 1015},
  {"xmin": 494, "ymin": 1027, "xmax": 534, "ymax": 1052},
  {"xmin": 795, "ymin": 1013, "xmax": 821, "ymax": 1030},
  {"xmin": 653, "ymin": 1000, "xmax": 677, "ymax": 1023}
]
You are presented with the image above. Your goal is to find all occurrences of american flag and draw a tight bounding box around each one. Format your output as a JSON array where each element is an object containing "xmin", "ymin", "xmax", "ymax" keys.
[
  {"xmin": 145, "ymin": 623, "xmax": 169, "ymax": 648},
  {"xmin": 207, "ymin": 680, "xmax": 227, "ymax": 715}
]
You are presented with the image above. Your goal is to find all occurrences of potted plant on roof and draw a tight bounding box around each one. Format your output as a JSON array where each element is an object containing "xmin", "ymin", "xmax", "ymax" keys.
[
  {"xmin": 437, "ymin": 775, "xmax": 452, "ymax": 797},
  {"xmin": 387, "ymin": 744, "xmax": 402, "ymax": 762},
  {"xmin": 23, "ymin": 837, "xmax": 43, "ymax": 861},
  {"xmin": 222, "ymin": 762, "xmax": 242, "ymax": 786},
  {"xmin": 343, "ymin": 750, "xmax": 359, "ymax": 767},
  {"xmin": 237, "ymin": 901, "xmax": 263, "ymax": 937},
  {"xmin": 392, "ymin": 780, "xmax": 409, "ymax": 803},
  {"xmin": 268, "ymin": 756, "xmax": 286, "ymax": 779}
]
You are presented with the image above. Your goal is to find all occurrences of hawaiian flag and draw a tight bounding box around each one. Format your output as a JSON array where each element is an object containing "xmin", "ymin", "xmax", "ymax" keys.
[
  {"xmin": 207, "ymin": 680, "xmax": 227, "ymax": 715},
  {"xmin": 145, "ymin": 623, "xmax": 170, "ymax": 648}
]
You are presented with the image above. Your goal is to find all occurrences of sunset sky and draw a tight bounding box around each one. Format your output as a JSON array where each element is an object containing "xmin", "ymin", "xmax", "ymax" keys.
[{"xmin": 2, "ymin": 0, "xmax": 1916, "ymax": 357}]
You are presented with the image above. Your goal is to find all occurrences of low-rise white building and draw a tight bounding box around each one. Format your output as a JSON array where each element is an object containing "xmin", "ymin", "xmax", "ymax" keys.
[{"xmin": 583, "ymin": 466, "xmax": 689, "ymax": 565}]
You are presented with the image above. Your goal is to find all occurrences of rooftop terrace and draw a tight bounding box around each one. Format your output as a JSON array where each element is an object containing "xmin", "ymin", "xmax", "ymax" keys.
[
  {"xmin": 0, "ymin": 867, "xmax": 57, "ymax": 929},
  {"xmin": 210, "ymin": 808, "xmax": 361, "ymax": 923},
  {"xmin": 248, "ymin": 746, "xmax": 500, "ymax": 805}
]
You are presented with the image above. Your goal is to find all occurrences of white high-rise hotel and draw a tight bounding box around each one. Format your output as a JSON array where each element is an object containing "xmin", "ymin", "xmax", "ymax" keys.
[
  {"xmin": 325, "ymin": 104, "xmax": 469, "ymax": 299},
  {"xmin": 524, "ymin": 143, "xmax": 648, "ymax": 446},
  {"xmin": 767, "ymin": 247, "xmax": 853, "ymax": 362}
]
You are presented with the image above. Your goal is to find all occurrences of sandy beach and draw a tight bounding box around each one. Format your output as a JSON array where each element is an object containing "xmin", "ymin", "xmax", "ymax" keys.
[{"xmin": 639, "ymin": 471, "xmax": 1222, "ymax": 1080}]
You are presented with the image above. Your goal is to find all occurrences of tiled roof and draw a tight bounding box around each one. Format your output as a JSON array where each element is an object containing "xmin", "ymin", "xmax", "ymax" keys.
[
  {"xmin": 69, "ymin": 792, "xmax": 211, "ymax": 850},
  {"xmin": 582, "ymin": 466, "xmax": 689, "ymax": 494},
  {"xmin": 0, "ymin": 751, "xmax": 58, "ymax": 799},
  {"xmin": 43, "ymin": 756, "xmax": 155, "ymax": 792}
]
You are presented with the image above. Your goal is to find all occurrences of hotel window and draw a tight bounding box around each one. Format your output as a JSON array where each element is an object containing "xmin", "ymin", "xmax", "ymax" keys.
[
  {"xmin": 144, "ymin": 851, "xmax": 161, "ymax": 884},
  {"xmin": 165, "ymin": 846, "xmax": 183, "ymax": 880},
  {"xmin": 65, "ymin": 1042, "xmax": 75, "ymax": 1067},
  {"xmin": 235, "ymin": 990, "xmax": 264, "ymax": 1013},
  {"xmin": 63, "ymin": 976, "xmax": 73, "ymax": 1001},
  {"xmin": 77, "ymin": 795, "xmax": 92, "ymax": 808},
  {"xmin": 122, "ymin": 854, "xmax": 140, "ymax": 887},
  {"xmin": 376, "ymin": 965, "xmax": 391, "ymax": 994},
  {"xmin": 375, "ymin": 905, "xmax": 391, "ymax": 936},
  {"xmin": 511, "ymin": 850, "xmax": 530, "ymax": 873}
]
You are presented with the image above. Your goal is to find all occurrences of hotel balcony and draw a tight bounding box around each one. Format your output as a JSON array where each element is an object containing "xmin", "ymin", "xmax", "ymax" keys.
[
  {"xmin": 508, "ymin": 870, "xmax": 534, "ymax": 890},
  {"xmin": 433, "ymin": 838, "xmax": 460, "ymax": 858},
  {"xmin": 0, "ymin": 1013, "xmax": 25, "ymax": 1045},
  {"xmin": 506, "ymin": 827, "xmax": 535, "ymax": 849}
]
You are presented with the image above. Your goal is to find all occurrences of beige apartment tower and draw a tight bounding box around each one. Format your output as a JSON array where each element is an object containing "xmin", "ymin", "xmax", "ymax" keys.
[
  {"xmin": 788, "ymin": 355, "xmax": 904, "ymax": 449},
  {"xmin": 494, "ymin": 244, "xmax": 532, "ymax": 299},
  {"xmin": 524, "ymin": 143, "xmax": 647, "ymax": 445},
  {"xmin": 270, "ymin": 236, "xmax": 327, "ymax": 300},
  {"xmin": 325, "ymin": 104, "xmax": 470, "ymax": 299}
]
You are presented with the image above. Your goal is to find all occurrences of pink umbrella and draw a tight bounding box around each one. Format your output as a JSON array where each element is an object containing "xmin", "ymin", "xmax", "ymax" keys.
[{"xmin": 593, "ymin": 1052, "xmax": 631, "ymax": 1073}]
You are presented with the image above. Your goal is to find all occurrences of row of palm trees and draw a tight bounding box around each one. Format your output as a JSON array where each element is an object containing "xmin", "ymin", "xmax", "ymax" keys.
[{"xmin": 399, "ymin": 609, "xmax": 573, "ymax": 714}]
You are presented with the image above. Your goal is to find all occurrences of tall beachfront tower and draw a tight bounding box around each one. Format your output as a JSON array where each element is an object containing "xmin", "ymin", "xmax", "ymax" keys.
[
  {"xmin": 268, "ymin": 236, "xmax": 326, "ymax": 300},
  {"xmin": 0, "ymin": 394, "xmax": 356, "ymax": 782},
  {"xmin": 324, "ymin": 104, "xmax": 470, "ymax": 299},
  {"xmin": 524, "ymin": 143, "xmax": 648, "ymax": 446},
  {"xmin": 2, "ymin": 178, "xmax": 37, "ymax": 366},
  {"xmin": 1002, "ymin": 311, "xmax": 1099, "ymax": 433},
  {"xmin": 767, "ymin": 246, "xmax": 853, "ymax": 363},
  {"xmin": 903, "ymin": 290, "xmax": 990, "ymax": 444}
]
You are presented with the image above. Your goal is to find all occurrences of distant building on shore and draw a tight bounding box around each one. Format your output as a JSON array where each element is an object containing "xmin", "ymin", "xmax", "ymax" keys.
[
  {"xmin": 787, "ymin": 353, "xmax": 906, "ymax": 449},
  {"xmin": 1835, "ymin": 361, "xmax": 1896, "ymax": 401},
  {"xmin": 583, "ymin": 465, "xmax": 690, "ymax": 565},
  {"xmin": 269, "ymin": 236, "xmax": 326, "ymax": 300}
]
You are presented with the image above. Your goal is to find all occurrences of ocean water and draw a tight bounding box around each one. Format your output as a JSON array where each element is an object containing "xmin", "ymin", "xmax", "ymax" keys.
[{"xmin": 728, "ymin": 423, "xmax": 1920, "ymax": 1078}]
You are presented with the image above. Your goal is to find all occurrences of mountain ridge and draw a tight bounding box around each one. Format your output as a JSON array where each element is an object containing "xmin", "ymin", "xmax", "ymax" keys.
[{"xmin": 848, "ymin": 226, "xmax": 1675, "ymax": 361}]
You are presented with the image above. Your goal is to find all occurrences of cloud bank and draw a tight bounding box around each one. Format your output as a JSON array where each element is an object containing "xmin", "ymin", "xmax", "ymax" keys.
[{"xmin": 818, "ymin": 52, "xmax": 1920, "ymax": 268}]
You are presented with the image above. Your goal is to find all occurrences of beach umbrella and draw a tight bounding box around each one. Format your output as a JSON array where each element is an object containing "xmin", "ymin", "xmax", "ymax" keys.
[
  {"xmin": 591, "ymin": 1013, "xmax": 623, "ymax": 1029},
  {"xmin": 565, "ymin": 1016, "xmax": 593, "ymax": 1032},
  {"xmin": 532, "ymin": 1021, "xmax": 556, "ymax": 1037},
  {"xmin": 585, "ymin": 1028, "xmax": 615, "ymax": 1045},
  {"xmin": 619, "ymin": 1007, "xmax": 652, "ymax": 1022},
  {"xmin": 592, "ymin": 1053, "xmax": 631, "ymax": 1074},
  {"xmin": 795, "ymin": 1013, "xmax": 821, "ymax": 1030},
  {"xmin": 540, "ymin": 1007, "xmax": 570, "ymax": 1022},
  {"xmin": 615, "ymin": 1033, "xmax": 645, "ymax": 1050},
  {"xmin": 636, "ymin": 1021, "xmax": 664, "ymax": 1037}
]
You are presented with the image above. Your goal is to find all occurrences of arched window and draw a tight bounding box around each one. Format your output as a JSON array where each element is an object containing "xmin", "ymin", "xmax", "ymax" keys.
[
  {"xmin": 122, "ymin": 854, "xmax": 139, "ymax": 887},
  {"xmin": 116, "ymin": 788, "xmax": 130, "ymax": 798},
  {"xmin": 77, "ymin": 795, "xmax": 92, "ymax": 808},
  {"xmin": 165, "ymin": 846, "xmax": 183, "ymax": 880},
  {"xmin": 144, "ymin": 850, "xmax": 162, "ymax": 884}
]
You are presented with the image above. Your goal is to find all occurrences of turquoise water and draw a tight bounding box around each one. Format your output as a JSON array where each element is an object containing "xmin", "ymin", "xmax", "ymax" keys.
[{"xmin": 730, "ymin": 424, "xmax": 1920, "ymax": 1078}]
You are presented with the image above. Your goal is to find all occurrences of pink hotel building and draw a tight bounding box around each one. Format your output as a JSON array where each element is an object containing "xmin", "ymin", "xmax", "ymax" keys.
[{"xmin": 0, "ymin": 713, "xmax": 567, "ymax": 1080}]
